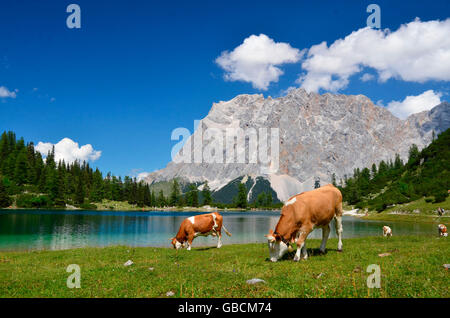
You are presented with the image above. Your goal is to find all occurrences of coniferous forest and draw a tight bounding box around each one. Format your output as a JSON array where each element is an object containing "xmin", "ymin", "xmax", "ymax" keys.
[
  {"xmin": 0, "ymin": 131, "xmax": 161, "ymax": 209},
  {"xmin": 0, "ymin": 131, "xmax": 274, "ymax": 210},
  {"xmin": 339, "ymin": 128, "xmax": 450, "ymax": 211}
]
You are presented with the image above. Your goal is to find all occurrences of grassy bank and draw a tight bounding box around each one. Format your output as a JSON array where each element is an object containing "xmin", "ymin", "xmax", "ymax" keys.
[
  {"xmin": 0, "ymin": 236, "xmax": 448, "ymax": 298},
  {"xmin": 351, "ymin": 196, "xmax": 450, "ymax": 223}
]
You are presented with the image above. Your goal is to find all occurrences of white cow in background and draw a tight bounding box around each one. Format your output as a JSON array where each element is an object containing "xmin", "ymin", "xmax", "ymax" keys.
[{"xmin": 383, "ymin": 226, "xmax": 392, "ymax": 237}]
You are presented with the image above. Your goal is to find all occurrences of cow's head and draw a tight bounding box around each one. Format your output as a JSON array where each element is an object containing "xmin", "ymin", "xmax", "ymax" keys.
[
  {"xmin": 265, "ymin": 229, "xmax": 289, "ymax": 262},
  {"xmin": 170, "ymin": 237, "xmax": 183, "ymax": 250}
]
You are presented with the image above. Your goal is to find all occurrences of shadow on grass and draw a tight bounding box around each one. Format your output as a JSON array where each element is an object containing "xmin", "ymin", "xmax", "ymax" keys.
[
  {"xmin": 264, "ymin": 247, "xmax": 342, "ymax": 262},
  {"xmin": 192, "ymin": 247, "xmax": 218, "ymax": 251}
]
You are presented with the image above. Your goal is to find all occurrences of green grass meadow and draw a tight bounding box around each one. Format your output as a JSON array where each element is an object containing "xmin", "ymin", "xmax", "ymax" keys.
[{"xmin": 0, "ymin": 236, "xmax": 448, "ymax": 298}]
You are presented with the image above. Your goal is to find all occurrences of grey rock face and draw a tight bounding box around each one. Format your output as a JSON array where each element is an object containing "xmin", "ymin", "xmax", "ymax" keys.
[{"xmin": 145, "ymin": 88, "xmax": 449, "ymax": 201}]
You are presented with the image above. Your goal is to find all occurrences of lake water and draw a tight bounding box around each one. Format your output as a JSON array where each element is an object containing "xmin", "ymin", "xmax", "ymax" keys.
[{"xmin": 0, "ymin": 210, "xmax": 437, "ymax": 251}]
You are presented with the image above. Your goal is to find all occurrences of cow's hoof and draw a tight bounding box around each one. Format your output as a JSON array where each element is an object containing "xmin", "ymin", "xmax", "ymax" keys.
[
  {"xmin": 318, "ymin": 250, "xmax": 326, "ymax": 255},
  {"xmin": 337, "ymin": 249, "xmax": 343, "ymax": 253},
  {"xmin": 293, "ymin": 256, "xmax": 300, "ymax": 262}
]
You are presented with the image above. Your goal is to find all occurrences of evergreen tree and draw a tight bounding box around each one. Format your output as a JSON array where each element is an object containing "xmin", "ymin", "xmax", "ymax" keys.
[
  {"xmin": 314, "ymin": 177, "xmax": 321, "ymax": 189},
  {"xmin": 331, "ymin": 173, "xmax": 337, "ymax": 186},
  {"xmin": 235, "ymin": 183, "xmax": 247, "ymax": 209},
  {"xmin": 408, "ymin": 144, "xmax": 420, "ymax": 165},
  {"xmin": 157, "ymin": 190, "xmax": 166, "ymax": 207},
  {"xmin": 75, "ymin": 176, "xmax": 85, "ymax": 204},
  {"xmin": 371, "ymin": 163, "xmax": 377, "ymax": 178},
  {"xmin": 265, "ymin": 192, "xmax": 273, "ymax": 207},
  {"xmin": 202, "ymin": 181, "xmax": 212, "ymax": 206},
  {"xmin": 89, "ymin": 169, "xmax": 104, "ymax": 202},
  {"xmin": 256, "ymin": 192, "xmax": 266, "ymax": 207},
  {"xmin": 169, "ymin": 179, "xmax": 180, "ymax": 206},
  {"xmin": 0, "ymin": 179, "xmax": 11, "ymax": 208},
  {"xmin": 188, "ymin": 184, "xmax": 199, "ymax": 207},
  {"xmin": 14, "ymin": 149, "xmax": 29, "ymax": 186}
]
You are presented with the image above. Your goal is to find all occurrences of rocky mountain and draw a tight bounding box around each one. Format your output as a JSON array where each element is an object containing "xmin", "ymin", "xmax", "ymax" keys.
[{"xmin": 145, "ymin": 88, "xmax": 450, "ymax": 202}]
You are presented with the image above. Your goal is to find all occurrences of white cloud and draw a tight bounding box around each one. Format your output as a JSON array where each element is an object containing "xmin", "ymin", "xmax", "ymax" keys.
[
  {"xmin": 360, "ymin": 73, "xmax": 374, "ymax": 82},
  {"xmin": 216, "ymin": 34, "xmax": 304, "ymax": 90},
  {"xmin": 0, "ymin": 86, "xmax": 17, "ymax": 98},
  {"xmin": 387, "ymin": 90, "xmax": 442, "ymax": 119},
  {"xmin": 35, "ymin": 138, "xmax": 102, "ymax": 164},
  {"xmin": 298, "ymin": 18, "xmax": 450, "ymax": 92}
]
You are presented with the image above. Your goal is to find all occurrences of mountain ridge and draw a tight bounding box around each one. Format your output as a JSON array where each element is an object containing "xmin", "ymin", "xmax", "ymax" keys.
[{"xmin": 145, "ymin": 88, "xmax": 450, "ymax": 201}]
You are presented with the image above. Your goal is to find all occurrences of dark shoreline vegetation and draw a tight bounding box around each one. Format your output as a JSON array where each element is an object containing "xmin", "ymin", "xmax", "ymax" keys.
[{"xmin": 0, "ymin": 236, "xmax": 448, "ymax": 298}]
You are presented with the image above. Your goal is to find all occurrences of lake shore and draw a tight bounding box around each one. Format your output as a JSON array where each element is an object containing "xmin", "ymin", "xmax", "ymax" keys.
[
  {"xmin": 0, "ymin": 235, "xmax": 447, "ymax": 298},
  {"xmin": 1, "ymin": 205, "xmax": 281, "ymax": 213}
]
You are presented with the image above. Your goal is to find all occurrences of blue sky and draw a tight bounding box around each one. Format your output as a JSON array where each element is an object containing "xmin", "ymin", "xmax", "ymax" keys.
[{"xmin": 0, "ymin": 0, "xmax": 449, "ymax": 178}]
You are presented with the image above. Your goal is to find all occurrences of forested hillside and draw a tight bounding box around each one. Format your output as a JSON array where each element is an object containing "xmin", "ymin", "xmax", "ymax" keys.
[
  {"xmin": 0, "ymin": 131, "xmax": 277, "ymax": 210},
  {"xmin": 0, "ymin": 131, "xmax": 157, "ymax": 209},
  {"xmin": 339, "ymin": 128, "xmax": 450, "ymax": 211}
]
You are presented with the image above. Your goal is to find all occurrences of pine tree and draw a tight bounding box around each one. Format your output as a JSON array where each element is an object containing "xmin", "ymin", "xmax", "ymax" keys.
[
  {"xmin": 158, "ymin": 190, "xmax": 166, "ymax": 207},
  {"xmin": 202, "ymin": 181, "xmax": 212, "ymax": 206},
  {"xmin": 169, "ymin": 179, "xmax": 180, "ymax": 206},
  {"xmin": 314, "ymin": 177, "xmax": 321, "ymax": 189},
  {"xmin": 14, "ymin": 149, "xmax": 29, "ymax": 186},
  {"xmin": 89, "ymin": 169, "xmax": 104, "ymax": 202},
  {"xmin": 187, "ymin": 184, "xmax": 199, "ymax": 207},
  {"xmin": 0, "ymin": 179, "xmax": 11, "ymax": 208},
  {"xmin": 75, "ymin": 176, "xmax": 85, "ymax": 205},
  {"xmin": 331, "ymin": 173, "xmax": 337, "ymax": 186},
  {"xmin": 256, "ymin": 192, "xmax": 266, "ymax": 207},
  {"xmin": 408, "ymin": 144, "xmax": 420, "ymax": 165},
  {"xmin": 235, "ymin": 183, "xmax": 247, "ymax": 209},
  {"xmin": 265, "ymin": 192, "xmax": 273, "ymax": 207}
]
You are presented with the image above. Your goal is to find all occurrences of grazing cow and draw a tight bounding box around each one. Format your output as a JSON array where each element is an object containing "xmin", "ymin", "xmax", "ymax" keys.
[
  {"xmin": 383, "ymin": 226, "xmax": 392, "ymax": 237},
  {"xmin": 171, "ymin": 212, "xmax": 232, "ymax": 250},
  {"xmin": 438, "ymin": 224, "xmax": 448, "ymax": 237},
  {"xmin": 265, "ymin": 184, "xmax": 343, "ymax": 262}
]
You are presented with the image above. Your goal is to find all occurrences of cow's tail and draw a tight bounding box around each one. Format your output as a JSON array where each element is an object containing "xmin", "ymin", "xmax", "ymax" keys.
[{"xmin": 222, "ymin": 224, "xmax": 232, "ymax": 236}]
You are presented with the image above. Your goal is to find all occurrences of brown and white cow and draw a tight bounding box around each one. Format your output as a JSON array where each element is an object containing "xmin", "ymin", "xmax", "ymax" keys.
[
  {"xmin": 171, "ymin": 212, "xmax": 232, "ymax": 250},
  {"xmin": 382, "ymin": 226, "xmax": 392, "ymax": 237},
  {"xmin": 438, "ymin": 224, "xmax": 448, "ymax": 237},
  {"xmin": 265, "ymin": 184, "xmax": 343, "ymax": 262}
]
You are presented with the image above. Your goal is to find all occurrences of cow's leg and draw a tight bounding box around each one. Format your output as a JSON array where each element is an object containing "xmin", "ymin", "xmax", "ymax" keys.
[
  {"xmin": 187, "ymin": 233, "xmax": 194, "ymax": 251},
  {"xmin": 334, "ymin": 216, "xmax": 343, "ymax": 252},
  {"xmin": 216, "ymin": 230, "xmax": 223, "ymax": 248},
  {"xmin": 300, "ymin": 242, "xmax": 308, "ymax": 260},
  {"xmin": 294, "ymin": 225, "xmax": 313, "ymax": 262},
  {"xmin": 319, "ymin": 224, "xmax": 330, "ymax": 254}
]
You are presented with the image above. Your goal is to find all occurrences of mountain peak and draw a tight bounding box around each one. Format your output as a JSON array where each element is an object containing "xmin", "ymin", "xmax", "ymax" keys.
[{"xmin": 146, "ymin": 92, "xmax": 450, "ymax": 201}]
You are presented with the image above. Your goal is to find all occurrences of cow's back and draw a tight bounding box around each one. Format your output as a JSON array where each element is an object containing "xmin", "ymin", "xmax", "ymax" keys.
[
  {"xmin": 191, "ymin": 213, "xmax": 218, "ymax": 233},
  {"xmin": 291, "ymin": 184, "xmax": 342, "ymax": 226}
]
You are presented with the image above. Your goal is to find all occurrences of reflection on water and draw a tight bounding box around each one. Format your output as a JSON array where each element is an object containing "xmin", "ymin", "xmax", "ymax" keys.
[{"xmin": 0, "ymin": 210, "xmax": 436, "ymax": 251}]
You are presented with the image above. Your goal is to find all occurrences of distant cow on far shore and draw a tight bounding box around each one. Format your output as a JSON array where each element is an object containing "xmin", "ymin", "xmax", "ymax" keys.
[
  {"xmin": 383, "ymin": 226, "xmax": 392, "ymax": 237},
  {"xmin": 438, "ymin": 224, "xmax": 447, "ymax": 237}
]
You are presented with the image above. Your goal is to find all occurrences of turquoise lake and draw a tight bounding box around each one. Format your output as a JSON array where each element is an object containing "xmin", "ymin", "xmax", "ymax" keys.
[{"xmin": 0, "ymin": 210, "xmax": 437, "ymax": 251}]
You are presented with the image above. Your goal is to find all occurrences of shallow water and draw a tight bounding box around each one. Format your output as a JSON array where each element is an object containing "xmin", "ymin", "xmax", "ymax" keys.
[{"xmin": 0, "ymin": 210, "xmax": 436, "ymax": 251}]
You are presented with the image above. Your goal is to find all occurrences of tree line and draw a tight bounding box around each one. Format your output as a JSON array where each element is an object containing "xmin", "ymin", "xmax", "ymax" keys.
[{"xmin": 0, "ymin": 130, "xmax": 241, "ymax": 209}]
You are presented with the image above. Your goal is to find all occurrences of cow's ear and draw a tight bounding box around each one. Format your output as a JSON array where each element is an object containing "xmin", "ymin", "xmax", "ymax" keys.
[
  {"xmin": 264, "ymin": 233, "xmax": 275, "ymax": 242},
  {"xmin": 273, "ymin": 233, "xmax": 282, "ymax": 242}
]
